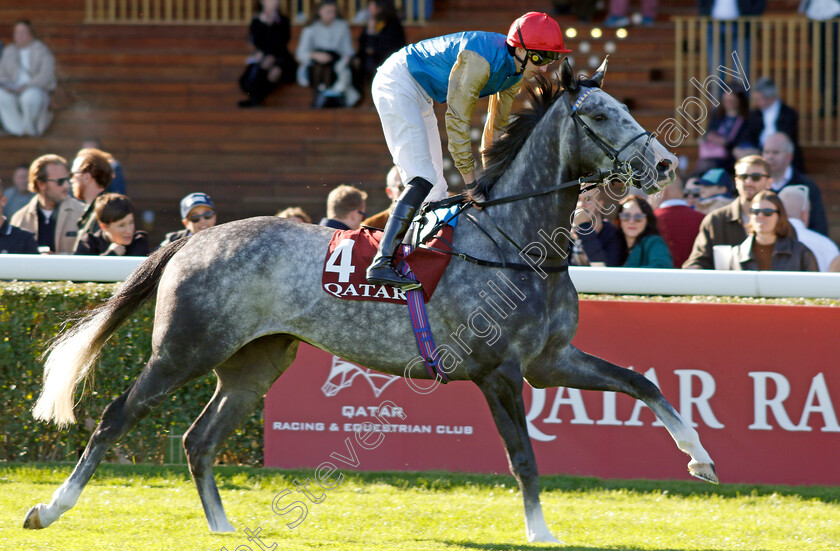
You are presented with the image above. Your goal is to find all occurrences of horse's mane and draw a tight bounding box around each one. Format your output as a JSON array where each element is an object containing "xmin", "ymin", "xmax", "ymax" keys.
[{"xmin": 475, "ymin": 74, "xmax": 600, "ymax": 198}]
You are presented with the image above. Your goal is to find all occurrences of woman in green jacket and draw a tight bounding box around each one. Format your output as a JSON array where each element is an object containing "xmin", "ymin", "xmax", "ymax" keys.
[{"xmin": 617, "ymin": 195, "xmax": 673, "ymax": 268}]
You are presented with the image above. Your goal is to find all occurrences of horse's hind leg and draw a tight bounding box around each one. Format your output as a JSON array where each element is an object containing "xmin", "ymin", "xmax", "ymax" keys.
[
  {"xmin": 24, "ymin": 355, "xmax": 212, "ymax": 530},
  {"xmin": 183, "ymin": 335, "xmax": 299, "ymax": 532},
  {"xmin": 475, "ymin": 361, "xmax": 560, "ymax": 544},
  {"xmin": 527, "ymin": 345, "xmax": 717, "ymax": 483}
]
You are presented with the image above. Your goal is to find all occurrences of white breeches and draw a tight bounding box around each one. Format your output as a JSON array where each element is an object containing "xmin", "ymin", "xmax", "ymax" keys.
[
  {"xmin": 0, "ymin": 87, "xmax": 48, "ymax": 136},
  {"xmin": 371, "ymin": 51, "xmax": 448, "ymax": 201}
]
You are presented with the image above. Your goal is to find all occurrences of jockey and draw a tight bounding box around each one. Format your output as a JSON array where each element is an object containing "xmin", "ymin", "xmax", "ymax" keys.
[{"xmin": 366, "ymin": 12, "xmax": 572, "ymax": 291}]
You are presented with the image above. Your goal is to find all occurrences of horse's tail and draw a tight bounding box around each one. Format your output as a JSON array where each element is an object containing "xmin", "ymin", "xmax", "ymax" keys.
[{"xmin": 33, "ymin": 238, "xmax": 191, "ymax": 427}]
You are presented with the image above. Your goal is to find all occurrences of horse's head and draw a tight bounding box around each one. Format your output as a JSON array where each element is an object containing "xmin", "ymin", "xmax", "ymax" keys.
[{"xmin": 559, "ymin": 57, "xmax": 677, "ymax": 194}]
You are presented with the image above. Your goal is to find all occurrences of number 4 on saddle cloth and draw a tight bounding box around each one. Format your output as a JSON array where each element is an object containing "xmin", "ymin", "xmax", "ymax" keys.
[
  {"xmin": 321, "ymin": 205, "xmax": 459, "ymax": 382},
  {"xmin": 321, "ymin": 205, "xmax": 459, "ymax": 304}
]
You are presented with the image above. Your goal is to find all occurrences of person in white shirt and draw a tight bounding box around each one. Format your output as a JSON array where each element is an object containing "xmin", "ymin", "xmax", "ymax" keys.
[
  {"xmin": 295, "ymin": 0, "xmax": 359, "ymax": 108},
  {"xmin": 778, "ymin": 185, "xmax": 839, "ymax": 272},
  {"xmin": 744, "ymin": 78, "xmax": 805, "ymax": 172},
  {"xmin": 0, "ymin": 20, "xmax": 56, "ymax": 136}
]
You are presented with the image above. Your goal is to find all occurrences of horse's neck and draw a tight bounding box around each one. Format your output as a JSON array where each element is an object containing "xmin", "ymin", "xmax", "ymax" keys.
[{"xmin": 478, "ymin": 111, "xmax": 578, "ymax": 246}]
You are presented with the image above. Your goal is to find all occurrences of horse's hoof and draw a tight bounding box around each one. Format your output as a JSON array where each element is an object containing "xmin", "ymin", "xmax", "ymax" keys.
[
  {"xmin": 208, "ymin": 520, "xmax": 236, "ymax": 533},
  {"xmin": 527, "ymin": 529, "xmax": 563, "ymax": 544},
  {"xmin": 23, "ymin": 505, "xmax": 44, "ymax": 529},
  {"xmin": 688, "ymin": 461, "xmax": 718, "ymax": 484},
  {"xmin": 532, "ymin": 535, "xmax": 563, "ymax": 544}
]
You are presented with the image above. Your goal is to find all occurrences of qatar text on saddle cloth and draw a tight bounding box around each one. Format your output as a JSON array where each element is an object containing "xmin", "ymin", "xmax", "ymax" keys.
[{"xmin": 321, "ymin": 225, "xmax": 454, "ymax": 304}]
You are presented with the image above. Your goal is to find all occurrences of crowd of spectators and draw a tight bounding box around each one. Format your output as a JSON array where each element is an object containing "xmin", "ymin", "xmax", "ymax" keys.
[
  {"xmin": 237, "ymin": 0, "xmax": 405, "ymax": 108},
  {"xmin": 566, "ymin": 148, "xmax": 838, "ymax": 272}
]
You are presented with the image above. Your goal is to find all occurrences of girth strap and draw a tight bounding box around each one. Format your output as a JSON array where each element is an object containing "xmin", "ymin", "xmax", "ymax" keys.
[{"xmin": 398, "ymin": 243, "xmax": 449, "ymax": 383}]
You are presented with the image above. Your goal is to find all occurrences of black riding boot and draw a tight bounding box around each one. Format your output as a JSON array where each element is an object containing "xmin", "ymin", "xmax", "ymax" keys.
[{"xmin": 366, "ymin": 177, "xmax": 433, "ymax": 290}]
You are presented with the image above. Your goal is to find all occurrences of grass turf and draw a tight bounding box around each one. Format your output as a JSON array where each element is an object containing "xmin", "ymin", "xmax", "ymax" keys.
[{"xmin": 0, "ymin": 463, "xmax": 837, "ymax": 551}]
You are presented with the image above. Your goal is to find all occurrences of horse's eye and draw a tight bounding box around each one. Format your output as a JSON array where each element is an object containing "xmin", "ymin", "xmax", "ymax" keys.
[{"xmin": 592, "ymin": 114, "xmax": 607, "ymax": 122}]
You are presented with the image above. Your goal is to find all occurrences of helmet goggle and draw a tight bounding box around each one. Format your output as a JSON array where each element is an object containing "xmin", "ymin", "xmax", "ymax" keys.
[
  {"xmin": 527, "ymin": 50, "xmax": 561, "ymax": 66},
  {"xmin": 515, "ymin": 25, "xmax": 562, "ymax": 68}
]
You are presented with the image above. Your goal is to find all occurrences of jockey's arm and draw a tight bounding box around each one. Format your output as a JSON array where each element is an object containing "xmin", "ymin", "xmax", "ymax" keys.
[
  {"xmin": 480, "ymin": 80, "xmax": 522, "ymax": 167},
  {"xmin": 445, "ymin": 50, "xmax": 491, "ymax": 189}
]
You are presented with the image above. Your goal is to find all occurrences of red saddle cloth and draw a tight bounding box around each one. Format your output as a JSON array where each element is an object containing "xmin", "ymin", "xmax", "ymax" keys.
[{"xmin": 322, "ymin": 226, "xmax": 454, "ymax": 304}]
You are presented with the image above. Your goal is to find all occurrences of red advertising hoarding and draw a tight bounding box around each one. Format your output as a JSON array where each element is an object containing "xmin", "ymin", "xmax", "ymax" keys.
[{"xmin": 265, "ymin": 300, "xmax": 840, "ymax": 485}]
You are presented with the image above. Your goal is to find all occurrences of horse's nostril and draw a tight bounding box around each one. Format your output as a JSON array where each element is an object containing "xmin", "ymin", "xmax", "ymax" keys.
[{"xmin": 657, "ymin": 159, "xmax": 672, "ymax": 171}]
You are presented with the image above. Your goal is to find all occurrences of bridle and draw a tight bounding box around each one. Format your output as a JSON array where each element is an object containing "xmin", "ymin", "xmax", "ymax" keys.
[
  {"xmin": 411, "ymin": 86, "xmax": 662, "ymax": 272},
  {"xmin": 564, "ymin": 87, "xmax": 656, "ymax": 188}
]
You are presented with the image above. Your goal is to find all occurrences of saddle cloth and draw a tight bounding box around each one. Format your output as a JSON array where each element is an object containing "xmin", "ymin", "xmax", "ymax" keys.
[{"xmin": 321, "ymin": 225, "xmax": 454, "ymax": 304}]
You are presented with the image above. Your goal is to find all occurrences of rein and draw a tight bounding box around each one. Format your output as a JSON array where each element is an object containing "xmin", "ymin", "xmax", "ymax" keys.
[{"xmin": 413, "ymin": 86, "xmax": 657, "ymax": 272}]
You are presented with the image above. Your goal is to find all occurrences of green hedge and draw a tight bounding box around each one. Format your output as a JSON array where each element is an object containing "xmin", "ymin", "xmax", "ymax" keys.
[{"xmin": 0, "ymin": 281, "xmax": 263, "ymax": 465}]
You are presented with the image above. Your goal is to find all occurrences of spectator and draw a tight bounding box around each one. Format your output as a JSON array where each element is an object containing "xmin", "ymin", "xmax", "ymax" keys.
[
  {"xmin": 82, "ymin": 138, "xmax": 126, "ymax": 194},
  {"xmin": 353, "ymin": 0, "xmax": 405, "ymax": 104},
  {"xmin": 2, "ymin": 163, "xmax": 33, "ymax": 217},
  {"xmin": 366, "ymin": 12, "xmax": 572, "ymax": 290},
  {"xmin": 0, "ymin": 20, "xmax": 56, "ymax": 136},
  {"xmin": 276, "ymin": 206, "xmax": 312, "ymax": 223},
  {"xmin": 10, "ymin": 154, "xmax": 85, "ymax": 254},
  {"xmin": 761, "ymin": 132, "xmax": 828, "ymax": 236},
  {"xmin": 74, "ymin": 193, "xmax": 149, "ymax": 256},
  {"xmin": 683, "ymin": 176, "xmax": 703, "ymax": 210},
  {"xmin": 296, "ymin": 0, "xmax": 359, "ymax": 108},
  {"xmin": 728, "ymin": 190, "xmax": 817, "ymax": 271},
  {"xmin": 361, "ymin": 165, "xmax": 403, "ymax": 229},
  {"xmin": 693, "ymin": 167, "xmax": 734, "ymax": 214},
  {"xmin": 570, "ymin": 187, "xmax": 623, "ymax": 267},
  {"xmin": 683, "ymin": 154, "xmax": 772, "ymax": 269},
  {"xmin": 71, "ymin": 147, "xmax": 114, "ymax": 247},
  {"xmin": 616, "ymin": 195, "xmax": 673, "ymax": 268},
  {"xmin": 700, "ymin": 0, "xmax": 765, "ymax": 81},
  {"xmin": 238, "ymin": 0, "xmax": 297, "ymax": 108},
  {"xmin": 605, "ymin": 0, "xmax": 658, "ymax": 27},
  {"xmin": 696, "ymin": 88, "xmax": 750, "ymax": 174},
  {"xmin": 0, "ymin": 178, "xmax": 37, "ymax": 254},
  {"xmin": 159, "ymin": 192, "xmax": 217, "ymax": 246},
  {"xmin": 653, "ymin": 176, "xmax": 706, "ymax": 268},
  {"xmin": 778, "ymin": 185, "xmax": 839, "ymax": 271},
  {"xmin": 744, "ymin": 77, "xmax": 805, "ymax": 172},
  {"xmin": 319, "ymin": 184, "xmax": 367, "ymax": 230}
]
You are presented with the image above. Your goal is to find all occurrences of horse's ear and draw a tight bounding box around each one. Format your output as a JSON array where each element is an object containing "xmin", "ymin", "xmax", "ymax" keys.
[
  {"xmin": 560, "ymin": 57, "xmax": 576, "ymax": 93},
  {"xmin": 591, "ymin": 55, "xmax": 609, "ymax": 88}
]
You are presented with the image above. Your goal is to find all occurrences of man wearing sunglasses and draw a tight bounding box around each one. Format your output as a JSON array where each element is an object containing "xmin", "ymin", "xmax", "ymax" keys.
[
  {"xmin": 71, "ymin": 147, "xmax": 115, "ymax": 250},
  {"xmin": 159, "ymin": 192, "xmax": 217, "ymax": 247},
  {"xmin": 366, "ymin": 12, "xmax": 572, "ymax": 290},
  {"xmin": 10, "ymin": 154, "xmax": 85, "ymax": 254},
  {"xmin": 683, "ymin": 155, "xmax": 772, "ymax": 269}
]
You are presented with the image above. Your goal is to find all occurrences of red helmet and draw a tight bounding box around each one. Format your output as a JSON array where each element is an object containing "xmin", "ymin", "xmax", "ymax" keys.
[{"xmin": 506, "ymin": 12, "xmax": 572, "ymax": 53}]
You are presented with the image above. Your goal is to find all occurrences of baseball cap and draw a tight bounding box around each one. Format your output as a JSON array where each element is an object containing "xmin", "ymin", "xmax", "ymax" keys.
[
  {"xmin": 180, "ymin": 192, "xmax": 214, "ymax": 219},
  {"xmin": 696, "ymin": 168, "xmax": 733, "ymax": 192}
]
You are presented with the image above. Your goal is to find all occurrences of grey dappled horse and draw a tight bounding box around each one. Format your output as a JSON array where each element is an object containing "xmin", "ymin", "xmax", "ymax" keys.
[{"xmin": 25, "ymin": 59, "xmax": 717, "ymax": 544}]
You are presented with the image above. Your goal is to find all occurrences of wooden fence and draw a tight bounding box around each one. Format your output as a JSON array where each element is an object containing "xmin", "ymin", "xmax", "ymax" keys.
[{"xmin": 674, "ymin": 16, "xmax": 839, "ymax": 146}]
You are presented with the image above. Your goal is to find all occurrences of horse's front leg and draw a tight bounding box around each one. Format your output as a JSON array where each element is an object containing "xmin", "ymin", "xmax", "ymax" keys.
[
  {"xmin": 526, "ymin": 345, "xmax": 718, "ymax": 484},
  {"xmin": 474, "ymin": 362, "xmax": 561, "ymax": 544}
]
